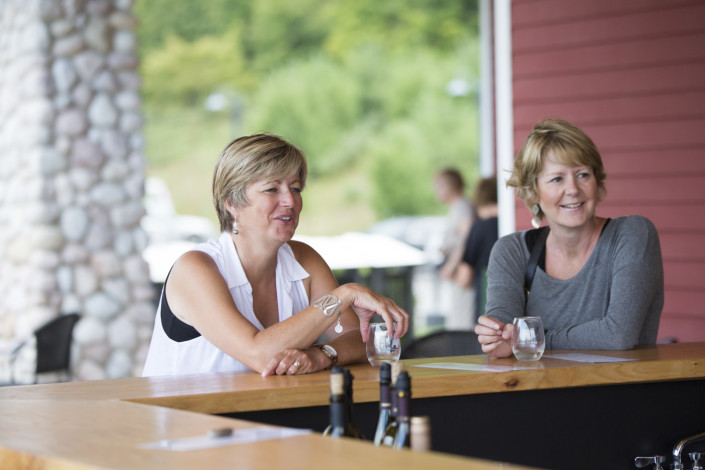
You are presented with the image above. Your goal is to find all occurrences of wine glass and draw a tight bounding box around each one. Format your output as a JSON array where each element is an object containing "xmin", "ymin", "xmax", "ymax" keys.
[
  {"xmin": 511, "ymin": 316, "xmax": 545, "ymax": 361},
  {"xmin": 366, "ymin": 322, "xmax": 401, "ymax": 367}
]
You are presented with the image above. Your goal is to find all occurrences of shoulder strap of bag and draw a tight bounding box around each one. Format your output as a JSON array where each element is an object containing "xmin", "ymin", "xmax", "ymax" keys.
[{"xmin": 523, "ymin": 226, "xmax": 549, "ymax": 306}]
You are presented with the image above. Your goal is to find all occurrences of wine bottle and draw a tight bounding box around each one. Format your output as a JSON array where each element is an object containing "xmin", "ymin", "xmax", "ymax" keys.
[
  {"xmin": 392, "ymin": 370, "xmax": 411, "ymax": 449},
  {"xmin": 373, "ymin": 362, "xmax": 392, "ymax": 446},
  {"xmin": 380, "ymin": 362, "xmax": 405, "ymax": 446},
  {"xmin": 322, "ymin": 366, "xmax": 348, "ymax": 437},
  {"xmin": 410, "ymin": 416, "xmax": 431, "ymax": 451},
  {"xmin": 343, "ymin": 368, "xmax": 365, "ymax": 439}
]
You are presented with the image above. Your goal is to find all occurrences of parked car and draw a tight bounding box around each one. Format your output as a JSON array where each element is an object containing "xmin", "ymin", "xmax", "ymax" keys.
[
  {"xmin": 141, "ymin": 177, "xmax": 218, "ymax": 284},
  {"xmin": 141, "ymin": 177, "xmax": 217, "ymax": 245}
]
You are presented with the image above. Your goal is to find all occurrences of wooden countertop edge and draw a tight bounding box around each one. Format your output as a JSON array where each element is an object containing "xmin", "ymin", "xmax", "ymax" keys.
[{"xmin": 127, "ymin": 354, "xmax": 705, "ymax": 414}]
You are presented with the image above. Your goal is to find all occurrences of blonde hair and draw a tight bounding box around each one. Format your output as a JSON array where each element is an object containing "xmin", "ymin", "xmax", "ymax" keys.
[
  {"xmin": 212, "ymin": 134, "xmax": 308, "ymax": 233},
  {"xmin": 507, "ymin": 119, "xmax": 607, "ymax": 222}
]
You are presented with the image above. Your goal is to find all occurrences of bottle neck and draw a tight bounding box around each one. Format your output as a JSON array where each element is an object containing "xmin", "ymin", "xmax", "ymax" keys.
[
  {"xmin": 330, "ymin": 395, "xmax": 348, "ymax": 429},
  {"xmin": 379, "ymin": 383, "xmax": 391, "ymax": 410},
  {"xmin": 396, "ymin": 389, "xmax": 410, "ymax": 422}
]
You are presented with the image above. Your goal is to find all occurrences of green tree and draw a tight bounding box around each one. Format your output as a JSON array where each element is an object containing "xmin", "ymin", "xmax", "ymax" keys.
[
  {"xmin": 241, "ymin": 0, "xmax": 335, "ymax": 74},
  {"xmin": 140, "ymin": 30, "xmax": 252, "ymax": 106},
  {"xmin": 135, "ymin": 0, "xmax": 251, "ymax": 53},
  {"xmin": 245, "ymin": 55, "xmax": 362, "ymax": 176},
  {"xmin": 136, "ymin": 0, "xmax": 482, "ymax": 228},
  {"xmin": 325, "ymin": 0, "xmax": 477, "ymax": 59}
]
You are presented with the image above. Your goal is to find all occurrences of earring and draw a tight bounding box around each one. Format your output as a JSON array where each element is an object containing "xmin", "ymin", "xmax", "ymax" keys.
[
  {"xmin": 232, "ymin": 219, "xmax": 239, "ymax": 235},
  {"xmin": 531, "ymin": 204, "xmax": 541, "ymax": 229}
]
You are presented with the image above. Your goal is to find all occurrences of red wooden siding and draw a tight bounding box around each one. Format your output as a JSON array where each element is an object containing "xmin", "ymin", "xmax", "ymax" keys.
[{"xmin": 509, "ymin": 0, "xmax": 705, "ymax": 342}]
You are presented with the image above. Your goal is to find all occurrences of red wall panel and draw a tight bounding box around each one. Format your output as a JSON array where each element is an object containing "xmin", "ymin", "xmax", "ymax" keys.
[{"xmin": 511, "ymin": 0, "xmax": 705, "ymax": 342}]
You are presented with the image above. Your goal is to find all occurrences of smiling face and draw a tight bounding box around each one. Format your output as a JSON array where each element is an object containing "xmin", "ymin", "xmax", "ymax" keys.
[
  {"xmin": 535, "ymin": 151, "xmax": 601, "ymax": 232},
  {"xmin": 228, "ymin": 174, "xmax": 303, "ymax": 244}
]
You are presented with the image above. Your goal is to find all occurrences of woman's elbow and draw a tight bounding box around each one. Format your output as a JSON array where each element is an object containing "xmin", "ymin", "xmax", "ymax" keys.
[{"xmin": 604, "ymin": 335, "xmax": 638, "ymax": 351}]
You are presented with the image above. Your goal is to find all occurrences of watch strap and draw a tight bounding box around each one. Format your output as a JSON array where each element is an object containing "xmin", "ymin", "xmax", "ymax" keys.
[{"xmin": 318, "ymin": 344, "xmax": 338, "ymax": 367}]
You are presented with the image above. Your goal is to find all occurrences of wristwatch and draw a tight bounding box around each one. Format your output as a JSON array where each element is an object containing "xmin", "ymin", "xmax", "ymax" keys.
[{"xmin": 318, "ymin": 344, "xmax": 338, "ymax": 367}]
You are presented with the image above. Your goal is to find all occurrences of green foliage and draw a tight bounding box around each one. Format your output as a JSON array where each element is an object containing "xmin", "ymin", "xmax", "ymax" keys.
[
  {"xmin": 242, "ymin": 0, "xmax": 335, "ymax": 74},
  {"xmin": 325, "ymin": 0, "xmax": 478, "ymax": 58},
  {"xmin": 367, "ymin": 90, "xmax": 479, "ymax": 218},
  {"xmin": 137, "ymin": 0, "xmax": 482, "ymax": 230},
  {"xmin": 135, "ymin": 0, "xmax": 251, "ymax": 53},
  {"xmin": 140, "ymin": 30, "xmax": 251, "ymax": 106},
  {"xmin": 245, "ymin": 55, "xmax": 363, "ymax": 175}
]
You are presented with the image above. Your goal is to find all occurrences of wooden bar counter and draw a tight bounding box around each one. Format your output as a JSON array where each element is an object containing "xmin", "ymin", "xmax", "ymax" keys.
[{"xmin": 1, "ymin": 342, "xmax": 704, "ymax": 470}]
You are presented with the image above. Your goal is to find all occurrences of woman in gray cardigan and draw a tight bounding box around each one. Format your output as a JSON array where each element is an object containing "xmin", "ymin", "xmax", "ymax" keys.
[{"xmin": 475, "ymin": 119, "xmax": 663, "ymax": 358}]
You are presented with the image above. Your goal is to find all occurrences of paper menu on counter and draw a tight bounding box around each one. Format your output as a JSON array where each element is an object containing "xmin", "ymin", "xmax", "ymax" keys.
[
  {"xmin": 544, "ymin": 353, "xmax": 637, "ymax": 363},
  {"xmin": 413, "ymin": 362, "xmax": 537, "ymax": 372},
  {"xmin": 140, "ymin": 426, "xmax": 310, "ymax": 452}
]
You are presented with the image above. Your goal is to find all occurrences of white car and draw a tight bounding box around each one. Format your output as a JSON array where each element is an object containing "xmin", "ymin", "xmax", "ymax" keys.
[
  {"xmin": 141, "ymin": 177, "xmax": 218, "ymax": 284},
  {"xmin": 141, "ymin": 177, "xmax": 217, "ymax": 245}
]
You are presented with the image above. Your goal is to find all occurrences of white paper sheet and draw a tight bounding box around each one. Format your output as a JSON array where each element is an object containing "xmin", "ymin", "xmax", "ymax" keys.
[
  {"xmin": 140, "ymin": 426, "xmax": 311, "ymax": 452},
  {"xmin": 544, "ymin": 353, "xmax": 637, "ymax": 363},
  {"xmin": 413, "ymin": 362, "xmax": 537, "ymax": 372}
]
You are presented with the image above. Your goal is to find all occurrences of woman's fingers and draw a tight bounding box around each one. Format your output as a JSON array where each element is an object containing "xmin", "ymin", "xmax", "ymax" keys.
[
  {"xmin": 477, "ymin": 315, "xmax": 504, "ymax": 331},
  {"xmin": 261, "ymin": 349, "xmax": 311, "ymax": 377},
  {"xmin": 261, "ymin": 353, "xmax": 284, "ymax": 377},
  {"xmin": 341, "ymin": 284, "xmax": 409, "ymax": 341}
]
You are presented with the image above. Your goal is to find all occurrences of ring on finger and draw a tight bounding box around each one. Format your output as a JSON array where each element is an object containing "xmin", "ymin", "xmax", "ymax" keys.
[{"xmin": 293, "ymin": 360, "xmax": 300, "ymax": 368}]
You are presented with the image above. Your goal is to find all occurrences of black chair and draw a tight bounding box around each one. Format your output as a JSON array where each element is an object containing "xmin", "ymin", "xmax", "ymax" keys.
[
  {"xmin": 400, "ymin": 330, "xmax": 483, "ymax": 359},
  {"xmin": 1, "ymin": 313, "xmax": 81, "ymax": 385}
]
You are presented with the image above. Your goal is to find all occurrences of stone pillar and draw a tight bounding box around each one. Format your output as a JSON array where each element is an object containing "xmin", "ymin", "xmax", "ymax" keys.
[{"xmin": 0, "ymin": 0, "xmax": 154, "ymax": 382}]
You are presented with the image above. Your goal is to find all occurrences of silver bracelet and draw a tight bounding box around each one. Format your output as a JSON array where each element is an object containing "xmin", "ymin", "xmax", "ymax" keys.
[{"xmin": 313, "ymin": 294, "xmax": 343, "ymax": 333}]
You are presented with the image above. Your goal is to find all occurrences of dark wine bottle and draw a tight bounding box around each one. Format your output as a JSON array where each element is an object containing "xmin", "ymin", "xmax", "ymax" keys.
[
  {"xmin": 392, "ymin": 370, "xmax": 411, "ymax": 449},
  {"xmin": 343, "ymin": 368, "xmax": 365, "ymax": 439},
  {"xmin": 373, "ymin": 362, "xmax": 392, "ymax": 446},
  {"xmin": 380, "ymin": 362, "xmax": 404, "ymax": 446},
  {"xmin": 322, "ymin": 366, "xmax": 348, "ymax": 437}
]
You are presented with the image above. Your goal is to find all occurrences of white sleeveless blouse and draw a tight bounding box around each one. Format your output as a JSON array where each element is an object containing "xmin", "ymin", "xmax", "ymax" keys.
[{"xmin": 142, "ymin": 232, "xmax": 310, "ymax": 376}]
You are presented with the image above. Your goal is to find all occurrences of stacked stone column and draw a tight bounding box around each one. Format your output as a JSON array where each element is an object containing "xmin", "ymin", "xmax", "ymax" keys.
[{"xmin": 0, "ymin": 0, "xmax": 155, "ymax": 381}]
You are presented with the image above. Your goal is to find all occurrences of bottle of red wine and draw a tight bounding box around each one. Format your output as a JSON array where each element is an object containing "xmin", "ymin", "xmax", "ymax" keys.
[
  {"xmin": 392, "ymin": 370, "xmax": 411, "ymax": 449},
  {"xmin": 343, "ymin": 368, "xmax": 365, "ymax": 439},
  {"xmin": 381, "ymin": 362, "xmax": 404, "ymax": 446},
  {"xmin": 373, "ymin": 362, "xmax": 392, "ymax": 446},
  {"xmin": 322, "ymin": 366, "xmax": 348, "ymax": 437}
]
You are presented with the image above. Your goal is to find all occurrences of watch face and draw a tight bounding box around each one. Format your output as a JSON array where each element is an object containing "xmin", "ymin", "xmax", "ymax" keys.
[{"xmin": 322, "ymin": 344, "xmax": 337, "ymax": 358}]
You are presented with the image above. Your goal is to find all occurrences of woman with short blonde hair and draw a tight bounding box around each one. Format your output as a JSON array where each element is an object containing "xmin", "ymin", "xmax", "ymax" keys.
[
  {"xmin": 475, "ymin": 119, "xmax": 663, "ymax": 357},
  {"xmin": 143, "ymin": 133, "xmax": 409, "ymax": 377}
]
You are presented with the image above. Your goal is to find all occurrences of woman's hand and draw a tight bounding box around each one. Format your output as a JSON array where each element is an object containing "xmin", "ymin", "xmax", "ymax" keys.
[
  {"xmin": 334, "ymin": 284, "xmax": 409, "ymax": 344},
  {"xmin": 261, "ymin": 346, "xmax": 328, "ymax": 377},
  {"xmin": 475, "ymin": 315, "xmax": 514, "ymax": 358}
]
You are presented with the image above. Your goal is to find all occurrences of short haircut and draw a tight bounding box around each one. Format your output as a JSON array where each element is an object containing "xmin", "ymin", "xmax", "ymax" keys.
[
  {"xmin": 212, "ymin": 134, "xmax": 308, "ymax": 233},
  {"xmin": 436, "ymin": 168, "xmax": 465, "ymax": 193},
  {"xmin": 507, "ymin": 119, "xmax": 607, "ymax": 222}
]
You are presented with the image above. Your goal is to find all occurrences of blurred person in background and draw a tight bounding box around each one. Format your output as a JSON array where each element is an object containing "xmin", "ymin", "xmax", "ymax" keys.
[
  {"xmin": 142, "ymin": 134, "xmax": 409, "ymax": 377},
  {"xmin": 455, "ymin": 176, "xmax": 499, "ymax": 325},
  {"xmin": 434, "ymin": 168, "xmax": 476, "ymax": 330}
]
